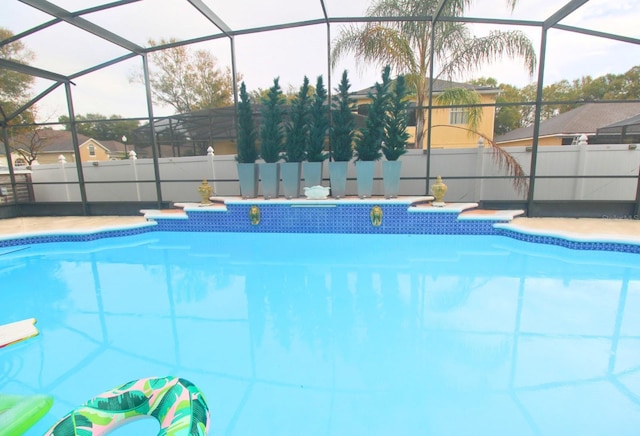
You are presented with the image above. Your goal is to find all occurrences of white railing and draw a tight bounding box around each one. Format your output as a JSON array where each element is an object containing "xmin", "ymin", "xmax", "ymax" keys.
[{"xmin": 24, "ymin": 143, "xmax": 640, "ymax": 203}]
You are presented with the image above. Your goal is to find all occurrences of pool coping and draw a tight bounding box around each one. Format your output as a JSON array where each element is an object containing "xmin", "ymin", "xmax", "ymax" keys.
[
  {"xmin": 0, "ymin": 222, "xmax": 157, "ymax": 248},
  {"xmin": 0, "ymin": 199, "xmax": 639, "ymax": 253},
  {"xmin": 495, "ymin": 222, "xmax": 640, "ymax": 246}
]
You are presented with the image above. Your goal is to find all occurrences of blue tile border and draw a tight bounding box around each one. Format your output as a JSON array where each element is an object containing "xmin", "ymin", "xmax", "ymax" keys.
[
  {"xmin": 0, "ymin": 223, "xmax": 156, "ymax": 248},
  {"xmin": 2, "ymin": 201, "xmax": 639, "ymax": 254},
  {"xmin": 151, "ymin": 203, "xmax": 507, "ymax": 235},
  {"xmin": 495, "ymin": 227, "xmax": 640, "ymax": 254},
  {"xmin": 149, "ymin": 202, "xmax": 640, "ymax": 254}
]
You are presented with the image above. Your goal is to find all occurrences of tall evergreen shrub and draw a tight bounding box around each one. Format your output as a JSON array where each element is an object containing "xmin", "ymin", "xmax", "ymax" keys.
[
  {"xmin": 330, "ymin": 70, "xmax": 356, "ymax": 162},
  {"xmin": 354, "ymin": 65, "xmax": 391, "ymax": 161},
  {"xmin": 260, "ymin": 78, "xmax": 285, "ymax": 163},
  {"xmin": 236, "ymin": 81, "xmax": 258, "ymax": 163},
  {"xmin": 307, "ymin": 75, "xmax": 329, "ymax": 162},
  {"xmin": 383, "ymin": 74, "xmax": 410, "ymax": 161},
  {"xmin": 284, "ymin": 76, "xmax": 310, "ymax": 163}
]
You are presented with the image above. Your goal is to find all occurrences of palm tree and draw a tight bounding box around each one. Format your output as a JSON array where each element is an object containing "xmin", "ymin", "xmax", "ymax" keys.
[{"xmin": 331, "ymin": 0, "xmax": 537, "ymax": 151}]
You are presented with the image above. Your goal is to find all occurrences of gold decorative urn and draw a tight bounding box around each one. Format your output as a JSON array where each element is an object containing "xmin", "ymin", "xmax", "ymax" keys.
[
  {"xmin": 370, "ymin": 205, "xmax": 383, "ymax": 226},
  {"xmin": 249, "ymin": 205, "xmax": 261, "ymax": 225},
  {"xmin": 197, "ymin": 179, "xmax": 213, "ymax": 205},
  {"xmin": 430, "ymin": 175, "xmax": 447, "ymax": 207}
]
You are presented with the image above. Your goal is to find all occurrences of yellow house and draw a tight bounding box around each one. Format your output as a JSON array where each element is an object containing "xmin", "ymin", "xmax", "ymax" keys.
[
  {"xmin": 128, "ymin": 82, "xmax": 499, "ymax": 159},
  {"xmin": 351, "ymin": 79, "xmax": 499, "ymax": 149},
  {"xmin": 0, "ymin": 130, "xmax": 126, "ymax": 165},
  {"xmin": 0, "ymin": 152, "xmax": 23, "ymax": 168}
]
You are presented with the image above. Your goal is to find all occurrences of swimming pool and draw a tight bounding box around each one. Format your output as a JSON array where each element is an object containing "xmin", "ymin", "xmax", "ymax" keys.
[{"xmin": 2, "ymin": 231, "xmax": 640, "ymax": 435}]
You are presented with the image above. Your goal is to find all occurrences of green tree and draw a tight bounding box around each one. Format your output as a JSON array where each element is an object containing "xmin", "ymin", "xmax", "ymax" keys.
[
  {"xmin": 575, "ymin": 75, "xmax": 609, "ymax": 101},
  {"xmin": 283, "ymin": 76, "xmax": 310, "ymax": 163},
  {"xmin": 537, "ymin": 65, "xmax": 640, "ymax": 121},
  {"xmin": 617, "ymin": 66, "xmax": 640, "ymax": 99},
  {"xmin": 236, "ymin": 81, "xmax": 258, "ymax": 163},
  {"xmin": 260, "ymin": 78, "xmax": 285, "ymax": 163},
  {"xmin": 140, "ymin": 38, "xmax": 236, "ymax": 113},
  {"xmin": 355, "ymin": 66, "xmax": 391, "ymax": 161},
  {"xmin": 569, "ymin": 67, "xmax": 640, "ymax": 102},
  {"xmin": 383, "ymin": 74, "xmax": 410, "ymax": 161},
  {"xmin": 539, "ymin": 79, "xmax": 580, "ymax": 118},
  {"xmin": 58, "ymin": 114, "xmax": 139, "ymax": 141},
  {"xmin": 307, "ymin": 76, "xmax": 329, "ymax": 162},
  {"xmin": 330, "ymin": 70, "xmax": 356, "ymax": 162},
  {"xmin": 250, "ymin": 85, "xmax": 310, "ymax": 105},
  {"xmin": 331, "ymin": 0, "xmax": 536, "ymax": 150},
  {"xmin": 474, "ymin": 65, "xmax": 640, "ymax": 136},
  {"xmin": 471, "ymin": 77, "xmax": 528, "ymax": 135},
  {"xmin": 0, "ymin": 27, "xmax": 36, "ymax": 130},
  {"xmin": 495, "ymin": 90, "xmax": 527, "ymax": 134}
]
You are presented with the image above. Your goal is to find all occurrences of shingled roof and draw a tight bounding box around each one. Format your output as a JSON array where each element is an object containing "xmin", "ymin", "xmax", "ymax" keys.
[
  {"xmin": 495, "ymin": 102, "xmax": 640, "ymax": 143},
  {"xmin": 352, "ymin": 78, "xmax": 498, "ymax": 98},
  {"xmin": 0, "ymin": 130, "xmax": 123, "ymax": 154},
  {"xmin": 598, "ymin": 113, "xmax": 640, "ymax": 135}
]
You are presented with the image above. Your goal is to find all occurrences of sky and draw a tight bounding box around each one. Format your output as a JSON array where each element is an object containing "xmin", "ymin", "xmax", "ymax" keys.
[{"xmin": 2, "ymin": 0, "xmax": 639, "ymax": 123}]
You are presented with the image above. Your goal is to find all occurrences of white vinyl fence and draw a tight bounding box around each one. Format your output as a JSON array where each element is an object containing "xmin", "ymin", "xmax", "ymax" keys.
[{"xmin": 25, "ymin": 143, "xmax": 640, "ymax": 203}]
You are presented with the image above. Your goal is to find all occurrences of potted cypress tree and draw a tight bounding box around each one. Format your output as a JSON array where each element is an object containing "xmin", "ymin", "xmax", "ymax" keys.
[
  {"xmin": 354, "ymin": 66, "xmax": 391, "ymax": 198},
  {"xmin": 236, "ymin": 81, "xmax": 259, "ymax": 198},
  {"xmin": 282, "ymin": 76, "xmax": 311, "ymax": 198},
  {"xmin": 329, "ymin": 70, "xmax": 356, "ymax": 198},
  {"xmin": 259, "ymin": 77, "xmax": 285, "ymax": 199},
  {"xmin": 382, "ymin": 74, "xmax": 410, "ymax": 198},
  {"xmin": 304, "ymin": 75, "xmax": 329, "ymax": 188}
]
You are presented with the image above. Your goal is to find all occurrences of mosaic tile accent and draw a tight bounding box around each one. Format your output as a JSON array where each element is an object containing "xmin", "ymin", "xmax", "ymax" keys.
[
  {"xmin": 151, "ymin": 204, "xmax": 507, "ymax": 236},
  {"xmin": 148, "ymin": 203, "xmax": 640, "ymax": 253},
  {"xmin": 0, "ymin": 224, "xmax": 156, "ymax": 248},
  {"xmin": 3, "ymin": 203, "xmax": 639, "ymax": 254},
  {"xmin": 496, "ymin": 228, "xmax": 640, "ymax": 254}
]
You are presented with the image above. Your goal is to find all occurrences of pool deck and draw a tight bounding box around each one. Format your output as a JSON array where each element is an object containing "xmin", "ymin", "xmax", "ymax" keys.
[{"xmin": 0, "ymin": 203, "xmax": 639, "ymax": 242}]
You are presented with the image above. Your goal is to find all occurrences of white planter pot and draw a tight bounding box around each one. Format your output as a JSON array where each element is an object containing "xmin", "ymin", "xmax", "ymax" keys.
[
  {"xmin": 383, "ymin": 160, "xmax": 402, "ymax": 198},
  {"xmin": 356, "ymin": 160, "xmax": 375, "ymax": 198},
  {"xmin": 259, "ymin": 162, "xmax": 280, "ymax": 199},
  {"xmin": 303, "ymin": 161, "xmax": 324, "ymax": 188},
  {"xmin": 237, "ymin": 162, "xmax": 258, "ymax": 199},
  {"xmin": 328, "ymin": 161, "xmax": 348, "ymax": 198},
  {"xmin": 281, "ymin": 162, "xmax": 302, "ymax": 199}
]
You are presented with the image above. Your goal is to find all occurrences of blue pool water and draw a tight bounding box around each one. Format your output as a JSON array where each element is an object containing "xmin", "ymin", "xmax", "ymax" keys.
[{"xmin": 1, "ymin": 231, "xmax": 640, "ymax": 435}]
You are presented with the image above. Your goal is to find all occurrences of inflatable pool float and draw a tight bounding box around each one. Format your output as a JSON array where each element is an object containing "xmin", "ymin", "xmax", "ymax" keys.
[
  {"xmin": 45, "ymin": 376, "xmax": 209, "ymax": 435},
  {"xmin": 0, "ymin": 318, "xmax": 39, "ymax": 348},
  {"xmin": 0, "ymin": 393, "xmax": 53, "ymax": 436}
]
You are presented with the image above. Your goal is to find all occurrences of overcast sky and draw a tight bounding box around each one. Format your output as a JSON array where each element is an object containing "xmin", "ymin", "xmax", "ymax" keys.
[{"xmin": 2, "ymin": 0, "xmax": 639, "ymax": 123}]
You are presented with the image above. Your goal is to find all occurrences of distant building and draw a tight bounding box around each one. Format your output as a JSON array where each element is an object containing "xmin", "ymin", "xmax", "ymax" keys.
[
  {"xmin": 351, "ymin": 79, "xmax": 499, "ymax": 149},
  {"xmin": 130, "ymin": 79, "xmax": 497, "ymax": 158},
  {"xmin": 595, "ymin": 113, "xmax": 640, "ymax": 144},
  {"xmin": 495, "ymin": 103, "xmax": 640, "ymax": 147},
  {"xmin": 0, "ymin": 130, "xmax": 127, "ymax": 166}
]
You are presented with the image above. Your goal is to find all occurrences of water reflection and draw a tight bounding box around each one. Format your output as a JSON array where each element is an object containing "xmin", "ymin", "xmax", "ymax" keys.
[{"xmin": 1, "ymin": 233, "xmax": 640, "ymax": 434}]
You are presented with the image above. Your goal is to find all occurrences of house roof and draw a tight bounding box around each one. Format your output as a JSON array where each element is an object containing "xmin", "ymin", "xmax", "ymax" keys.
[
  {"xmin": 495, "ymin": 102, "xmax": 640, "ymax": 143},
  {"xmin": 97, "ymin": 139, "xmax": 127, "ymax": 153},
  {"xmin": 1, "ymin": 130, "xmax": 90, "ymax": 153},
  {"xmin": 597, "ymin": 113, "xmax": 640, "ymax": 135},
  {"xmin": 0, "ymin": 130, "xmax": 124, "ymax": 154},
  {"xmin": 352, "ymin": 78, "xmax": 499, "ymax": 98},
  {"xmin": 40, "ymin": 131, "xmax": 91, "ymax": 153},
  {"xmin": 133, "ymin": 104, "xmax": 367, "ymax": 144}
]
